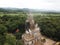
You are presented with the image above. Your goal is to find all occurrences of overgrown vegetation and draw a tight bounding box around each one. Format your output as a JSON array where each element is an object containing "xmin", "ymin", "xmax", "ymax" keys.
[{"xmin": 0, "ymin": 13, "xmax": 27, "ymax": 45}]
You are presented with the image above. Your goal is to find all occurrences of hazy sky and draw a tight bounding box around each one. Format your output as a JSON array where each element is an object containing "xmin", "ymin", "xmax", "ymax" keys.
[{"xmin": 0, "ymin": 0, "xmax": 60, "ymax": 11}]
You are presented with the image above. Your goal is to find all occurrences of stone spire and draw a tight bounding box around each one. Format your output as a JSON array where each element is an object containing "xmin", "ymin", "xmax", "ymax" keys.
[
  {"xmin": 26, "ymin": 12, "xmax": 35, "ymax": 30},
  {"xmin": 22, "ymin": 12, "xmax": 44, "ymax": 45}
]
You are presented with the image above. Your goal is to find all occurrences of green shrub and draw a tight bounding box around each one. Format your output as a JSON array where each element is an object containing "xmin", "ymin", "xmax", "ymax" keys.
[{"xmin": 5, "ymin": 34, "xmax": 16, "ymax": 45}]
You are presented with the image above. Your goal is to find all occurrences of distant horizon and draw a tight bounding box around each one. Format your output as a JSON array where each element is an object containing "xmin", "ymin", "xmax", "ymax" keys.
[
  {"xmin": 0, "ymin": 7, "xmax": 60, "ymax": 12},
  {"xmin": 0, "ymin": 7, "xmax": 60, "ymax": 11}
]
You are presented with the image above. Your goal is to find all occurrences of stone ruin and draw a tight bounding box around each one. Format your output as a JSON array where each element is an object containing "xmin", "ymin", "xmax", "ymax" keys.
[{"xmin": 22, "ymin": 13, "xmax": 45, "ymax": 45}]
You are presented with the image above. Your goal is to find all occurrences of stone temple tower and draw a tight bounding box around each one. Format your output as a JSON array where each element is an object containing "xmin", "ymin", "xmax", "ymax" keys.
[{"xmin": 22, "ymin": 13, "xmax": 44, "ymax": 45}]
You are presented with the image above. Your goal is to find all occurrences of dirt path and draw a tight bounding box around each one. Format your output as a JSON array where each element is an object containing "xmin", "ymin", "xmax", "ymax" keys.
[
  {"xmin": 44, "ymin": 38, "xmax": 55, "ymax": 45},
  {"xmin": 40, "ymin": 32, "xmax": 56, "ymax": 45}
]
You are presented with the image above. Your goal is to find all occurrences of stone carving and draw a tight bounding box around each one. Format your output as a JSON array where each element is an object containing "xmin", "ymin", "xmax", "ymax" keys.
[{"xmin": 22, "ymin": 13, "xmax": 44, "ymax": 45}]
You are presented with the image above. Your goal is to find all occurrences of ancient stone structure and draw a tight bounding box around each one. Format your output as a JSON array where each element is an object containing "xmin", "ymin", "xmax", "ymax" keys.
[{"xmin": 22, "ymin": 13, "xmax": 45, "ymax": 45}]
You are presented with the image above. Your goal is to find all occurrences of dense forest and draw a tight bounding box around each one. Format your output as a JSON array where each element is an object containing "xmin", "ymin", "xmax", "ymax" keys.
[
  {"xmin": 34, "ymin": 15, "xmax": 60, "ymax": 41},
  {"xmin": 0, "ymin": 8, "xmax": 60, "ymax": 45},
  {"xmin": 0, "ymin": 13, "xmax": 27, "ymax": 45}
]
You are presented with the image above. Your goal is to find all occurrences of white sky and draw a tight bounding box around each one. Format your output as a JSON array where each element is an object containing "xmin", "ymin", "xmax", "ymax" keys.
[{"xmin": 0, "ymin": 0, "xmax": 60, "ymax": 11}]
